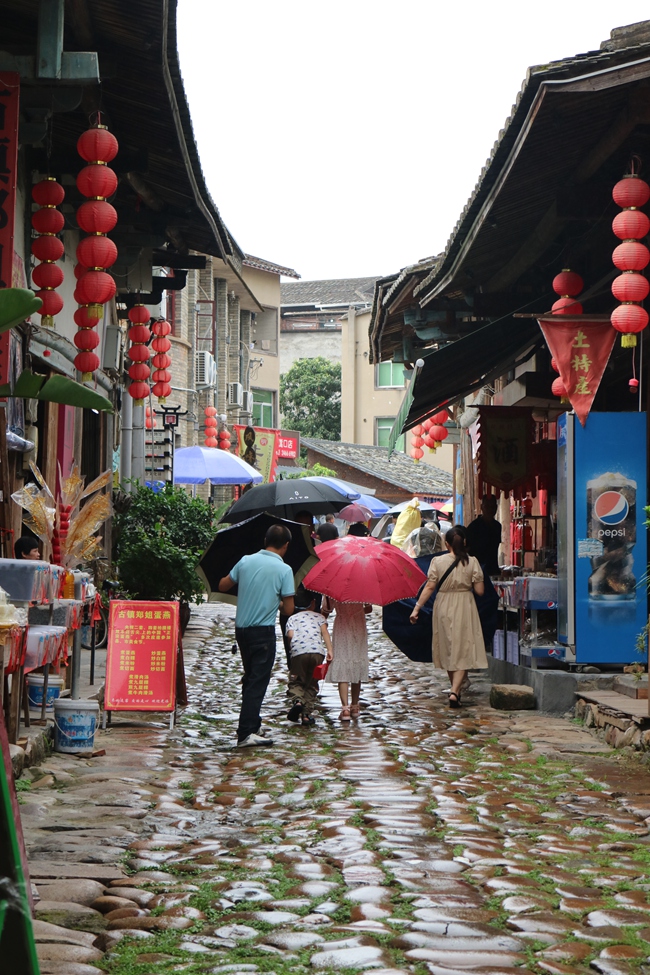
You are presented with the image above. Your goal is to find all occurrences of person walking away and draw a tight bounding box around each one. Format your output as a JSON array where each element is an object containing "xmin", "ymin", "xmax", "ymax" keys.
[
  {"xmin": 347, "ymin": 520, "xmax": 369, "ymax": 537},
  {"xmin": 323, "ymin": 597, "xmax": 371, "ymax": 721},
  {"xmin": 218, "ymin": 524, "xmax": 295, "ymax": 747},
  {"xmin": 409, "ymin": 525, "xmax": 486, "ymax": 708},
  {"xmin": 316, "ymin": 522, "xmax": 339, "ymax": 542},
  {"xmin": 285, "ymin": 590, "xmax": 333, "ymax": 726},
  {"xmin": 466, "ymin": 494, "xmax": 502, "ymax": 576}
]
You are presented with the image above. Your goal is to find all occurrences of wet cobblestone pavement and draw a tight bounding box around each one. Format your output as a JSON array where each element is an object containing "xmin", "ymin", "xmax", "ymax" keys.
[{"xmin": 22, "ymin": 603, "xmax": 650, "ymax": 974}]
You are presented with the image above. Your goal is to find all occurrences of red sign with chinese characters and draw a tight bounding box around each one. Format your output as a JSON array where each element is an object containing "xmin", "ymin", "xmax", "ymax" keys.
[
  {"xmin": 104, "ymin": 601, "xmax": 179, "ymax": 711},
  {"xmin": 275, "ymin": 430, "xmax": 299, "ymax": 459},
  {"xmin": 538, "ymin": 318, "xmax": 617, "ymax": 426}
]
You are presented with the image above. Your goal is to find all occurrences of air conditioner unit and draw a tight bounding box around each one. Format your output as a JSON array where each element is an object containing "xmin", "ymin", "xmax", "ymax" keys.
[
  {"xmin": 195, "ymin": 351, "xmax": 216, "ymax": 388},
  {"xmin": 102, "ymin": 325, "xmax": 123, "ymax": 373},
  {"xmin": 242, "ymin": 391, "xmax": 253, "ymax": 414},
  {"xmin": 227, "ymin": 381, "xmax": 243, "ymax": 408}
]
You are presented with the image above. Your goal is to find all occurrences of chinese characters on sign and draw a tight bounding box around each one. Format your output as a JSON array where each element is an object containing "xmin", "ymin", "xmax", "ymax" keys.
[
  {"xmin": 477, "ymin": 407, "xmax": 532, "ymax": 491},
  {"xmin": 538, "ymin": 319, "xmax": 617, "ymax": 426},
  {"xmin": 233, "ymin": 426, "xmax": 300, "ymax": 481},
  {"xmin": 104, "ymin": 601, "xmax": 179, "ymax": 712}
]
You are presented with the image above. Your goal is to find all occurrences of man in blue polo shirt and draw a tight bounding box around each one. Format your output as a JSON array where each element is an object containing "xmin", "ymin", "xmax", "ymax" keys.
[{"xmin": 218, "ymin": 524, "xmax": 295, "ymax": 747}]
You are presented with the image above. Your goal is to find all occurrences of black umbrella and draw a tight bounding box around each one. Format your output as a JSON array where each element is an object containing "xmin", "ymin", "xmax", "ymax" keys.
[
  {"xmin": 196, "ymin": 513, "xmax": 318, "ymax": 600},
  {"xmin": 382, "ymin": 553, "xmax": 500, "ymax": 663},
  {"xmin": 220, "ymin": 477, "xmax": 358, "ymax": 524}
]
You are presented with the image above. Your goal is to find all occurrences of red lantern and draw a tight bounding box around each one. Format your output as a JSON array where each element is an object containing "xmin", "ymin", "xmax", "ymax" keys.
[
  {"xmin": 431, "ymin": 409, "xmax": 450, "ymax": 425},
  {"xmin": 128, "ymin": 362, "xmax": 151, "ymax": 381},
  {"xmin": 36, "ymin": 291, "xmax": 63, "ymax": 317},
  {"xmin": 552, "ymin": 377, "xmax": 569, "ymax": 403},
  {"xmin": 152, "ymin": 336, "xmax": 171, "ymax": 353},
  {"xmin": 74, "ymin": 329, "xmax": 100, "ymax": 351},
  {"xmin": 611, "ymin": 304, "xmax": 649, "ymax": 347},
  {"xmin": 552, "ymin": 296, "xmax": 583, "ymax": 315},
  {"xmin": 76, "ymin": 165, "xmax": 118, "ymax": 200},
  {"xmin": 32, "ymin": 207, "xmax": 64, "ymax": 235},
  {"xmin": 613, "ymin": 176, "xmax": 650, "ymax": 209},
  {"xmin": 152, "ymin": 381, "xmax": 171, "ymax": 401},
  {"xmin": 204, "ymin": 416, "xmax": 218, "ymax": 428},
  {"xmin": 145, "ymin": 407, "xmax": 156, "ymax": 430},
  {"xmin": 74, "ymin": 306, "xmax": 101, "ymax": 328},
  {"xmin": 412, "ymin": 424, "xmax": 423, "ymax": 436},
  {"xmin": 128, "ymin": 305, "xmax": 151, "ymax": 325},
  {"xmin": 423, "ymin": 433, "xmax": 435, "ymax": 449},
  {"xmin": 128, "ymin": 325, "xmax": 151, "ymax": 344},
  {"xmin": 128, "ymin": 381, "xmax": 150, "ymax": 405},
  {"xmin": 218, "ymin": 429, "xmax": 230, "ymax": 441},
  {"xmin": 152, "ymin": 319, "xmax": 172, "ymax": 337},
  {"xmin": 204, "ymin": 406, "xmax": 217, "ymax": 417},
  {"xmin": 76, "ymin": 270, "xmax": 116, "ymax": 310},
  {"xmin": 612, "ymin": 272, "xmax": 650, "ymax": 303},
  {"xmin": 77, "ymin": 125, "xmax": 119, "ymax": 164},
  {"xmin": 76, "ymin": 235, "xmax": 118, "ymax": 270},
  {"xmin": 422, "ymin": 417, "xmax": 433, "ymax": 431},
  {"xmin": 551, "ymin": 357, "xmax": 559, "ymax": 372},
  {"xmin": 411, "ymin": 435, "xmax": 423, "ymax": 448},
  {"xmin": 32, "ymin": 263, "xmax": 64, "ymax": 289},
  {"xmin": 74, "ymin": 351, "xmax": 100, "ymax": 380},
  {"xmin": 410, "ymin": 447, "xmax": 424, "ymax": 462},
  {"xmin": 152, "ymin": 369, "xmax": 171, "ymax": 384},
  {"xmin": 32, "ymin": 178, "xmax": 65, "ymax": 207},
  {"xmin": 613, "ymin": 241, "xmax": 650, "ymax": 271},
  {"xmin": 204, "ymin": 437, "xmax": 218, "ymax": 448},
  {"xmin": 218, "ymin": 440, "xmax": 230, "ymax": 450},
  {"xmin": 431, "ymin": 424, "xmax": 448, "ymax": 444},
  {"xmin": 32, "ymin": 235, "xmax": 64, "ymax": 262},
  {"xmin": 127, "ymin": 343, "xmax": 151, "ymax": 363},
  {"xmin": 613, "ymin": 209, "xmax": 650, "ymax": 241},
  {"xmin": 151, "ymin": 353, "xmax": 170, "ymax": 369},
  {"xmin": 77, "ymin": 200, "xmax": 117, "ymax": 234},
  {"xmin": 552, "ymin": 270, "xmax": 583, "ymax": 297}
]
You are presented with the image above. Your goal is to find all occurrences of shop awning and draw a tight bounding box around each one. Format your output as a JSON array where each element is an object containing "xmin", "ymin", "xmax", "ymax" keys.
[{"xmin": 388, "ymin": 316, "xmax": 543, "ymax": 449}]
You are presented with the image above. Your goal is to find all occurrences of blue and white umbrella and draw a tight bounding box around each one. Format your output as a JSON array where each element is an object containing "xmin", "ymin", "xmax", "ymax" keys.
[{"xmin": 173, "ymin": 446, "xmax": 263, "ymax": 486}]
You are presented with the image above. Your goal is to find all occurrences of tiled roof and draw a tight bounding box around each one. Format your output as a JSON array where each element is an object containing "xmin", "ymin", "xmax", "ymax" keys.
[
  {"xmin": 244, "ymin": 255, "xmax": 300, "ymax": 278},
  {"xmin": 302, "ymin": 438, "xmax": 453, "ymax": 498},
  {"xmin": 281, "ymin": 277, "xmax": 380, "ymax": 308}
]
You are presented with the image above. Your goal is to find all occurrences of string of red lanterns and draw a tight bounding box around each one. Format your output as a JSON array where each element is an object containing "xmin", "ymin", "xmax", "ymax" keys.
[
  {"xmin": 151, "ymin": 319, "xmax": 172, "ymax": 402},
  {"xmin": 204, "ymin": 406, "xmax": 218, "ymax": 447},
  {"xmin": 551, "ymin": 269, "xmax": 583, "ymax": 316},
  {"xmin": 218, "ymin": 418, "xmax": 231, "ymax": 451},
  {"xmin": 126, "ymin": 305, "xmax": 152, "ymax": 405},
  {"xmin": 31, "ymin": 178, "xmax": 65, "ymax": 327},
  {"xmin": 611, "ymin": 171, "xmax": 650, "ymax": 347},
  {"xmin": 73, "ymin": 120, "xmax": 119, "ymax": 380}
]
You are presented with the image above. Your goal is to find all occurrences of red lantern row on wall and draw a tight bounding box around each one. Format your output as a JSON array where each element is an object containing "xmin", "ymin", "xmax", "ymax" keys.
[
  {"xmin": 204, "ymin": 406, "xmax": 218, "ymax": 447},
  {"xmin": 31, "ymin": 178, "xmax": 66, "ymax": 327},
  {"xmin": 127, "ymin": 304, "xmax": 151, "ymax": 405},
  {"xmin": 73, "ymin": 121, "xmax": 119, "ymax": 380},
  {"xmin": 151, "ymin": 319, "xmax": 172, "ymax": 402},
  {"xmin": 610, "ymin": 173, "xmax": 650, "ymax": 347}
]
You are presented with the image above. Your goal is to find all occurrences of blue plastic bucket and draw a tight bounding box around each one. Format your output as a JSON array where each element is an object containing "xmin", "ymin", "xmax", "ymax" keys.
[
  {"xmin": 26, "ymin": 674, "xmax": 64, "ymax": 711},
  {"xmin": 53, "ymin": 699, "xmax": 100, "ymax": 754}
]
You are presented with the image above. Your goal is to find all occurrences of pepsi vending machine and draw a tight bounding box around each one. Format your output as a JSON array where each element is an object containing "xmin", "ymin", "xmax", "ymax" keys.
[{"xmin": 557, "ymin": 411, "xmax": 647, "ymax": 664}]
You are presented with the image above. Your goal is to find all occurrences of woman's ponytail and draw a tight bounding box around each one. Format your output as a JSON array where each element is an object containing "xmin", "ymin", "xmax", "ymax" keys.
[{"xmin": 445, "ymin": 524, "xmax": 469, "ymax": 565}]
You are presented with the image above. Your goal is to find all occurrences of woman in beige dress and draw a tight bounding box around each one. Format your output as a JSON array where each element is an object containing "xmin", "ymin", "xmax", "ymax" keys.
[{"xmin": 409, "ymin": 525, "xmax": 487, "ymax": 707}]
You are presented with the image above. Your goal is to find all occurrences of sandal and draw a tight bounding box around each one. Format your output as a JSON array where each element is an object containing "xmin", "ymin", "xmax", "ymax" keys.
[
  {"xmin": 339, "ymin": 707, "xmax": 351, "ymax": 721},
  {"xmin": 350, "ymin": 705, "xmax": 360, "ymax": 718},
  {"xmin": 448, "ymin": 692, "xmax": 461, "ymax": 709}
]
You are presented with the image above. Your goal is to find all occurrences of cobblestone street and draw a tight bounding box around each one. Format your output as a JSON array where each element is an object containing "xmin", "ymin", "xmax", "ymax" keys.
[{"xmin": 22, "ymin": 603, "xmax": 650, "ymax": 975}]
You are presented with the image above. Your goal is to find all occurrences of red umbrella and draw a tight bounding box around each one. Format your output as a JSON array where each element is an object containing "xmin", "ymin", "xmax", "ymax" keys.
[
  {"xmin": 338, "ymin": 502, "xmax": 374, "ymax": 523},
  {"xmin": 302, "ymin": 536, "xmax": 427, "ymax": 605}
]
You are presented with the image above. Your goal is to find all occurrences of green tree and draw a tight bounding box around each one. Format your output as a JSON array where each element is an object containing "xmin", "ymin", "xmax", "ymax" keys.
[{"xmin": 280, "ymin": 356, "xmax": 341, "ymax": 441}]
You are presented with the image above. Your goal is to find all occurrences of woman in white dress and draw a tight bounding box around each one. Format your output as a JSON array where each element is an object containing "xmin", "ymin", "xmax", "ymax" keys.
[
  {"xmin": 409, "ymin": 525, "xmax": 487, "ymax": 707},
  {"xmin": 323, "ymin": 597, "xmax": 371, "ymax": 721}
]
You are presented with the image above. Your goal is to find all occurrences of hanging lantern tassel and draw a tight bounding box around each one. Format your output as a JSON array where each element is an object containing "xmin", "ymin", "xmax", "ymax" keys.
[
  {"xmin": 611, "ymin": 170, "xmax": 650, "ymax": 347},
  {"xmin": 31, "ymin": 178, "xmax": 65, "ymax": 327}
]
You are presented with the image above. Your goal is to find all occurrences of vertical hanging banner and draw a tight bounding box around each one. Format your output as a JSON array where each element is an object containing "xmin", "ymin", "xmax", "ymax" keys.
[
  {"xmin": 477, "ymin": 407, "xmax": 532, "ymax": 491},
  {"xmin": 538, "ymin": 317, "xmax": 617, "ymax": 426},
  {"xmin": 104, "ymin": 601, "xmax": 179, "ymax": 712},
  {"xmin": 0, "ymin": 73, "xmax": 19, "ymax": 290},
  {"xmin": 234, "ymin": 425, "xmax": 278, "ymax": 482}
]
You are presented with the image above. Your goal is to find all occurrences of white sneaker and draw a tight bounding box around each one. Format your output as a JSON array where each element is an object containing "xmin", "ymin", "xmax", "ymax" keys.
[{"xmin": 236, "ymin": 733, "xmax": 273, "ymax": 748}]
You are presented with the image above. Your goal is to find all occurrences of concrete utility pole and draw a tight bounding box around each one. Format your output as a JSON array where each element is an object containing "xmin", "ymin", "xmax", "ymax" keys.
[
  {"xmin": 131, "ymin": 402, "xmax": 145, "ymax": 485},
  {"xmin": 121, "ymin": 393, "xmax": 132, "ymax": 488}
]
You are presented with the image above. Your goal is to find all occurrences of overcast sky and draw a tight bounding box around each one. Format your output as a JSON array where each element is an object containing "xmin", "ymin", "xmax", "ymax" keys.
[{"xmin": 177, "ymin": 1, "xmax": 650, "ymax": 282}]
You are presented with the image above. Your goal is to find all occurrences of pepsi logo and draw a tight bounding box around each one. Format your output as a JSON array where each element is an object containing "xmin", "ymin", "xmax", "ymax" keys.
[{"xmin": 594, "ymin": 491, "xmax": 629, "ymax": 525}]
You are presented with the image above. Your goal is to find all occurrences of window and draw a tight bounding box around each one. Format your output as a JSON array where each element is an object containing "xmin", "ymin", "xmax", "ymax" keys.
[
  {"xmin": 252, "ymin": 308, "xmax": 278, "ymax": 355},
  {"xmin": 376, "ymin": 361, "xmax": 406, "ymax": 388},
  {"xmin": 253, "ymin": 388, "xmax": 275, "ymax": 428},
  {"xmin": 376, "ymin": 416, "xmax": 404, "ymax": 452}
]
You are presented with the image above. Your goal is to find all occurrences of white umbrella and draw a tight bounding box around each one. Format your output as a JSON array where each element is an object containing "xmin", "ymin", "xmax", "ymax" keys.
[{"xmin": 173, "ymin": 446, "xmax": 263, "ymax": 486}]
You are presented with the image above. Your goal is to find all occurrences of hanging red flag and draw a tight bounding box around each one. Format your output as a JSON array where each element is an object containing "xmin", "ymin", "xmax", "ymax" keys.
[{"xmin": 537, "ymin": 317, "xmax": 617, "ymax": 426}]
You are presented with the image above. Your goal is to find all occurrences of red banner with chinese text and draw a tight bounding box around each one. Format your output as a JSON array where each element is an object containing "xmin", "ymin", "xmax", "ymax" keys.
[
  {"xmin": 537, "ymin": 318, "xmax": 617, "ymax": 426},
  {"xmin": 104, "ymin": 601, "xmax": 179, "ymax": 712}
]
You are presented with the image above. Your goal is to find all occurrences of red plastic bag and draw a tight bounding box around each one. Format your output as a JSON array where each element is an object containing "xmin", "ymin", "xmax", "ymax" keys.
[{"xmin": 313, "ymin": 660, "xmax": 330, "ymax": 681}]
